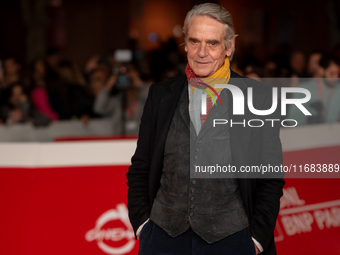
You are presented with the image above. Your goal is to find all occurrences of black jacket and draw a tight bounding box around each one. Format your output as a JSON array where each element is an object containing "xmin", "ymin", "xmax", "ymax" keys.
[{"xmin": 127, "ymin": 71, "xmax": 285, "ymax": 255}]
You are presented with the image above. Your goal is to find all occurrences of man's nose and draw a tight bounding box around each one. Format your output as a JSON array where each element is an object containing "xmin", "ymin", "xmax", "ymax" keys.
[{"xmin": 197, "ymin": 44, "xmax": 207, "ymax": 57}]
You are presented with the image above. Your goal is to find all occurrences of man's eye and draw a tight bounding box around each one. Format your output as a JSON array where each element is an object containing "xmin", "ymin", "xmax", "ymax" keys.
[
  {"xmin": 192, "ymin": 39, "xmax": 197, "ymax": 43},
  {"xmin": 211, "ymin": 42, "xmax": 217, "ymax": 46}
]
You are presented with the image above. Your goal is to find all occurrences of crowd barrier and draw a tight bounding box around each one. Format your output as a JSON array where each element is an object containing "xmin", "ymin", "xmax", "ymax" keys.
[
  {"xmin": 1, "ymin": 123, "xmax": 340, "ymax": 254},
  {"xmin": 0, "ymin": 119, "xmax": 114, "ymax": 142}
]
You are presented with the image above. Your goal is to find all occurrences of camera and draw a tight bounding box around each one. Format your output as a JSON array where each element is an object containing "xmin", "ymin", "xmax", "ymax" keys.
[{"xmin": 113, "ymin": 50, "xmax": 133, "ymax": 90}]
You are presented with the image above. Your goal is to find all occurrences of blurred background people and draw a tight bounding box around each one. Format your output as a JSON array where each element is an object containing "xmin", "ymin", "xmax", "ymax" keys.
[
  {"xmin": 44, "ymin": 48, "xmax": 71, "ymax": 120},
  {"xmin": 0, "ymin": 56, "xmax": 22, "ymax": 89},
  {"xmin": 289, "ymin": 55, "xmax": 340, "ymax": 125},
  {"xmin": 307, "ymin": 52, "xmax": 323, "ymax": 78},
  {"xmin": 289, "ymin": 51, "xmax": 306, "ymax": 78},
  {"xmin": 0, "ymin": 82, "xmax": 30, "ymax": 124},
  {"xmin": 58, "ymin": 60, "xmax": 95, "ymax": 123},
  {"xmin": 1, "ymin": 0, "xmax": 340, "ymax": 129},
  {"xmin": 30, "ymin": 58, "xmax": 59, "ymax": 124},
  {"xmin": 94, "ymin": 65, "xmax": 149, "ymax": 135}
]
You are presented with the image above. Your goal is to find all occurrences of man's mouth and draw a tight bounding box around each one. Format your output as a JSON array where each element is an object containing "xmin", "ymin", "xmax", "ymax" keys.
[{"xmin": 196, "ymin": 61, "xmax": 210, "ymax": 65}]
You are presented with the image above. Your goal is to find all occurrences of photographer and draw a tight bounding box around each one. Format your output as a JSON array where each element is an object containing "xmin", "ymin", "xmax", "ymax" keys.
[{"xmin": 93, "ymin": 65, "xmax": 149, "ymax": 135}]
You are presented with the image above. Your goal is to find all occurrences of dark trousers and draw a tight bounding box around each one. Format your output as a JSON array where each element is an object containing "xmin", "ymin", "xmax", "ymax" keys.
[{"xmin": 139, "ymin": 220, "xmax": 256, "ymax": 255}]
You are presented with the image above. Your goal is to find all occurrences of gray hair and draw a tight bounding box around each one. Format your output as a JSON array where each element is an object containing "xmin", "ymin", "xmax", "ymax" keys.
[{"xmin": 183, "ymin": 3, "xmax": 237, "ymax": 60}]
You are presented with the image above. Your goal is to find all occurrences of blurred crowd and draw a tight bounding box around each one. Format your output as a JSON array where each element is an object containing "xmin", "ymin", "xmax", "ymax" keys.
[
  {"xmin": 0, "ymin": 47, "xmax": 155, "ymax": 134},
  {"xmin": 1, "ymin": 39, "xmax": 340, "ymax": 134}
]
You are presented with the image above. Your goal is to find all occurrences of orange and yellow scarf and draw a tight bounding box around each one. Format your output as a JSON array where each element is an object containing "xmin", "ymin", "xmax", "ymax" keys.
[{"xmin": 186, "ymin": 57, "xmax": 230, "ymax": 106}]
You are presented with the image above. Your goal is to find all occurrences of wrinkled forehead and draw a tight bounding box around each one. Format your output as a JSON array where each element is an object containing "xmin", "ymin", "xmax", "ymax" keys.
[{"xmin": 186, "ymin": 15, "xmax": 226, "ymax": 37}]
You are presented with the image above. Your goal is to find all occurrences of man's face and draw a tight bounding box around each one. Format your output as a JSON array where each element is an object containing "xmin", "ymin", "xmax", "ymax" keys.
[
  {"xmin": 185, "ymin": 15, "xmax": 233, "ymax": 78},
  {"xmin": 321, "ymin": 61, "xmax": 340, "ymax": 87},
  {"xmin": 290, "ymin": 52, "xmax": 305, "ymax": 74},
  {"xmin": 4, "ymin": 58, "xmax": 20, "ymax": 75},
  {"xmin": 324, "ymin": 62, "xmax": 340, "ymax": 79},
  {"xmin": 11, "ymin": 85, "xmax": 24, "ymax": 104}
]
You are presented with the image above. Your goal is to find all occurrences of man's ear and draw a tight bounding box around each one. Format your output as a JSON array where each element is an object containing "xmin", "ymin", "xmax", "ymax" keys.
[
  {"xmin": 226, "ymin": 37, "xmax": 235, "ymax": 57},
  {"xmin": 185, "ymin": 43, "xmax": 188, "ymax": 52}
]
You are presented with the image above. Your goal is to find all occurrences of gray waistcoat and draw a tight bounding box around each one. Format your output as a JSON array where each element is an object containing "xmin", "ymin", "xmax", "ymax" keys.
[{"xmin": 150, "ymin": 84, "xmax": 249, "ymax": 244}]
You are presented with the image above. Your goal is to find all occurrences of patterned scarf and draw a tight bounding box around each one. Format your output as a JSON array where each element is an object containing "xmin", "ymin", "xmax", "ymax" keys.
[{"xmin": 186, "ymin": 57, "xmax": 231, "ymax": 106}]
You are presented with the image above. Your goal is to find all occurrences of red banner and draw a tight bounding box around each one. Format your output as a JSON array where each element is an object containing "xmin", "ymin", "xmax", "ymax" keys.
[
  {"xmin": 0, "ymin": 166, "xmax": 139, "ymax": 255},
  {"xmin": 0, "ymin": 143, "xmax": 339, "ymax": 254}
]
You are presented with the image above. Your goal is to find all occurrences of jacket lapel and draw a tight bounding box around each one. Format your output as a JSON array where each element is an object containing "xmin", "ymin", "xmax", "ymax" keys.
[
  {"xmin": 177, "ymin": 84, "xmax": 195, "ymax": 136},
  {"xmin": 155, "ymin": 75, "xmax": 188, "ymax": 149}
]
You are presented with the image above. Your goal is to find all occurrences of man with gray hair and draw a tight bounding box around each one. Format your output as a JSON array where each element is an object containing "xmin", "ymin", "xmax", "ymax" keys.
[{"xmin": 127, "ymin": 3, "xmax": 284, "ymax": 255}]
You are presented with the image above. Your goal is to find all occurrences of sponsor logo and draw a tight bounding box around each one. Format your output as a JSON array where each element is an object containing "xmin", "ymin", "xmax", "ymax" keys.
[
  {"xmin": 275, "ymin": 187, "xmax": 340, "ymax": 242},
  {"xmin": 85, "ymin": 204, "xmax": 135, "ymax": 254}
]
